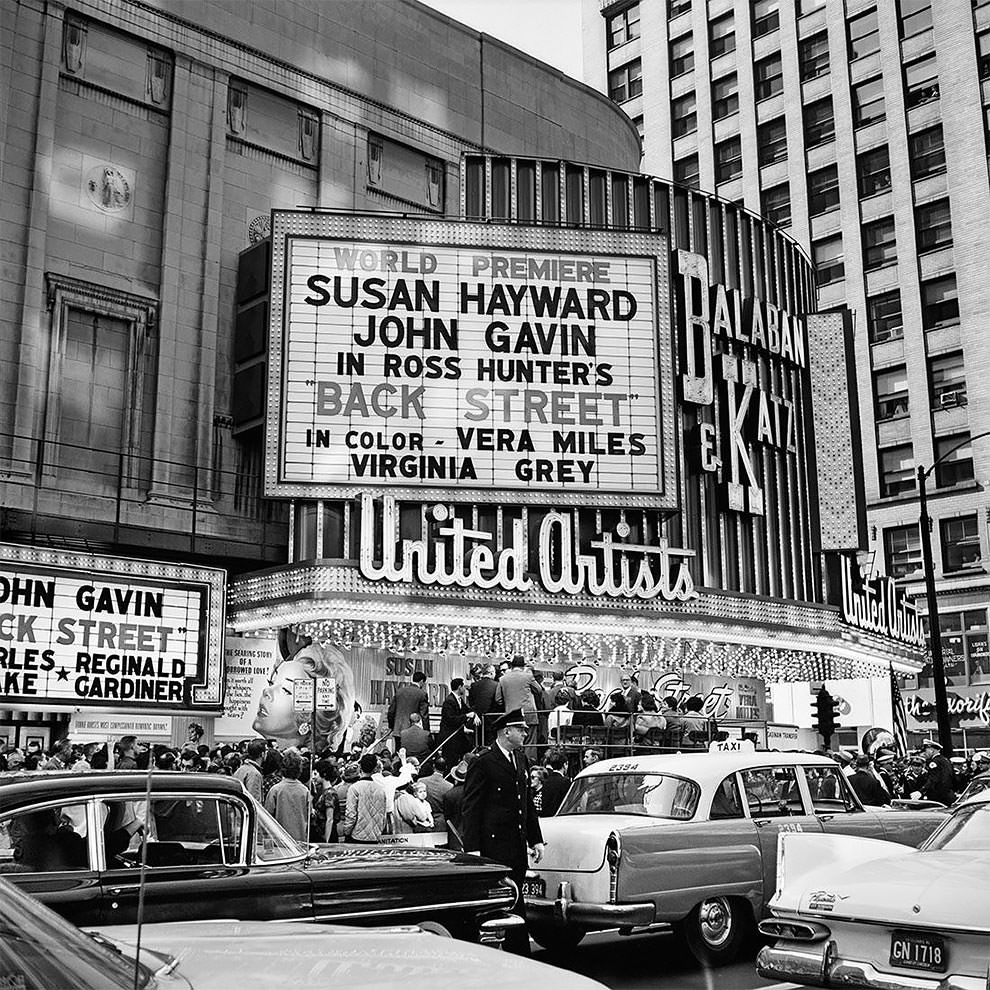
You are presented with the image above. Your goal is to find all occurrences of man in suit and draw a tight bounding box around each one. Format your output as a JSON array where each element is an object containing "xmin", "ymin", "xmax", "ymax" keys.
[
  {"xmin": 398, "ymin": 712, "xmax": 432, "ymax": 760},
  {"xmin": 540, "ymin": 749, "xmax": 570, "ymax": 816},
  {"xmin": 848, "ymin": 755, "xmax": 890, "ymax": 806},
  {"xmin": 387, "ymin": 670, "xmax": 430, "ymax": 749},
  {"xmin": 462, "ymin": 710, "xmax": 544, "ymax": 954},
  {"xmin": 468, "ymin": 663, "xmax": 498, "ymax": 745},
  {"xmin": 495, "ymin": 657, "xmax": 538, "ymax": 754},
  {"xmin": 619, "ymin": 672, "xmax": 641, "ymax": 713},
  {"xmin": 438, "ymin": 677, "xmax": 474, "ymax": 763}
]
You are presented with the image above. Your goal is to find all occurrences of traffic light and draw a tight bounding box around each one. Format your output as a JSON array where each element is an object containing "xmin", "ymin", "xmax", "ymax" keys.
[{"xmin": 812, "ymin": 687, "xmax": 842, "ymax": 748}]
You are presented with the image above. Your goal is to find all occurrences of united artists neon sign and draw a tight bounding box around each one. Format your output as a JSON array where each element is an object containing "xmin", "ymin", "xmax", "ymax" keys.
[{"xmin": 358, "ymin": 494, "xmax": 698, "ymax": 603}]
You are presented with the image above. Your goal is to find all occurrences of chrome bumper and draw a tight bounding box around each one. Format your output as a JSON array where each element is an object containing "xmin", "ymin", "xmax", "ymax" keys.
[
  {"xmin": 757, "ymin": 943, "xmax": 985, "ymax": 990},
  {"xmin": 525, "ymin": 881, "xmax": 655, "ymax": 929}
]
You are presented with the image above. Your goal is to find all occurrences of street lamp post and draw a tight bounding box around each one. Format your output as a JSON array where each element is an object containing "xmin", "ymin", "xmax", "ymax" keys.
[
  {"xmin": 917, "ymin": 430, "xmax": 990, "ymax": 757},
  {"xmin": 916, "ymin": 465, "xmax": 953, "ymax": 756}
]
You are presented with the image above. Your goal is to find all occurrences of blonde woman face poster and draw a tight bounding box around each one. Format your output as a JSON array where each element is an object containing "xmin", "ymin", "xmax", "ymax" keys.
[{"xmin": 253, "ymin": 630, "xmax": 356, "ymax": 753}]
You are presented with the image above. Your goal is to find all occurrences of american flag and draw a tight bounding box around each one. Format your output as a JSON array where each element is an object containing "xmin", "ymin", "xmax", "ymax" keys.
[{"xmin": 890, "ymin": 664, "xmax": 909, "ymax": 757}]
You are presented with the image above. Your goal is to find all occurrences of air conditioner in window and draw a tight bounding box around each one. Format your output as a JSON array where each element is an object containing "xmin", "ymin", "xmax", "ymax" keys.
[
  {"xmin": 938, "ymin": 389, "xmax": 967, "ymax": 409},
  {"xmin": 871, "ymin": 325, "xmax": 901, "ymax": 344}
]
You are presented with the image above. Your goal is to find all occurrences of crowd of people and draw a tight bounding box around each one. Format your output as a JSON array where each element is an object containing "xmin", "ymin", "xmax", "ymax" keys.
[{"xmin": 833, "ymin": 738, "xmax": 986, "ymax": 807}]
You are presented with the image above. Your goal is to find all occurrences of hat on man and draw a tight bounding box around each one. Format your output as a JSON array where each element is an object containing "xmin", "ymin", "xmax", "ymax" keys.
[
  {"xmin": 451, "ymin": 760, "xmax": 468, "ymax": 782},
  {"xmin": 874, "ymin": 748, "xmax": 896, "ymax": 764},
  {"xmin": 493, "ymin": 709, "xmax": 528, "ymax": 731},
  {"xmin": 834, "ymin": 748, "xmax": 856, "ymax": 766},
  {"xmin": 920, "ymin": 739, "xmax": 942, "ymax": 751}
]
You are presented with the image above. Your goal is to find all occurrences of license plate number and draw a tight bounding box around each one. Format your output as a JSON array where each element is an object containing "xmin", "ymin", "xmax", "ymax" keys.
[
  {"xmin": 521, "ymin": 877, "xmax": 546, "ymax": 898},
  {"xmin": 890, "ymin": 932, "xmax": 947, "ymax": 973}
]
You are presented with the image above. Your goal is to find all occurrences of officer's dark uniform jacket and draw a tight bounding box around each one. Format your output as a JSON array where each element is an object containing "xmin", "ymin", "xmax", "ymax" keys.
[
  {"xmin": 461, "ymin": 743, "xmax": 543, "ymax": 877},
  {"xmin": 916, "ymin": 753, "xmax": 955, "ymax": 805}
]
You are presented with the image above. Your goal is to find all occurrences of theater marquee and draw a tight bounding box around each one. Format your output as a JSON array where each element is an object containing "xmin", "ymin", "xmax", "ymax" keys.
[
  {"xmin": 0, "ymin": 543, "xmax": 225, "ymax": 713},
  {"xmin": 266, "ymin": 212, "xmax": 678, "ymax": 509}
]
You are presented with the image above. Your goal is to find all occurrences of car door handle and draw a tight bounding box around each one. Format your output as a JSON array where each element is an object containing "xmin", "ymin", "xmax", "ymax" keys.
[
  {"xmin": 817, "ymin": 814, "xmax": 835, "ymax": 822},
  {"xmin": 754, "ymin": 819, "xmax": 772, "ymax": 827}
]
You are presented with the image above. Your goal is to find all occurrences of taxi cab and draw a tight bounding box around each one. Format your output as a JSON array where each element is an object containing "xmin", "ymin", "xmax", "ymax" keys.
[{"xmin": 526, "ymin": 746, "xmax": 946, "ymax": 965}]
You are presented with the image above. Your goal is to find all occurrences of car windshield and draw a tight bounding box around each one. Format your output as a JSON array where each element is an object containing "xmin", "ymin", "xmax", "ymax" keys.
[
  {"xmin": 557, "ymin": 772, "xmax": 699, "ymax": 819},
  {"xmin": 925, "ymin": 800, "xmax": 990, "ymax": 852},
  {"xmin": 0, "ymin": 875, "xmax": 152, "ymax": 990},
  {"xmin": 956, "ymin": 778, "xmax": 990, "ymax": 804},
  {"xmin": 249, "ymin": 795, "xmax": 309, "ymax": 861}
]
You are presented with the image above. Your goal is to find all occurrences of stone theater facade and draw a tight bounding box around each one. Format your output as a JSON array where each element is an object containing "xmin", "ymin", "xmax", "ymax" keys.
[{"xmin": 0, "ymin": 0, "xmax": 919, "ymax": 746}]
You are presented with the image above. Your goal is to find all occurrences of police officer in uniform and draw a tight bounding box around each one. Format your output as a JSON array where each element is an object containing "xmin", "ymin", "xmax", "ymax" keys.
[
  {"xmin": 462, "ymin": 709, "xmax": 545, "ymax": 954},
  {"xmin": 912, "ymin": 739, "xmax": 955, "ymax": 805}
]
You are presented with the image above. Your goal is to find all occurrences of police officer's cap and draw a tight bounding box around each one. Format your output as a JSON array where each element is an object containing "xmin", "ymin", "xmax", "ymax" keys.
[
  {"xmin": 494, "ymin": 709, "xmax": 528, "ymax": 731},
  {"xmin": 920, "ymin": 739, "xmax": 942, "ymax": 751}
]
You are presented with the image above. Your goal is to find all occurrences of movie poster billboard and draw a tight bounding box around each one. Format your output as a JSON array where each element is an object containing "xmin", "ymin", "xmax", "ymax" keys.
[
  {"xmin": 0, "ymin": 543, "xmax": 225, "ymax": 713},
  {"xmin": 265, "ymin": 212, "xmax": 677, "ymax": 510}
]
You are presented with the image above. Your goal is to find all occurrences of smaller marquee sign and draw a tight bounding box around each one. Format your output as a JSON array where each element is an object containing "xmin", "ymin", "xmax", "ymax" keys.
[{"xmin": 0, "ymin": 543, "xmax": 225, "ymax": 713}]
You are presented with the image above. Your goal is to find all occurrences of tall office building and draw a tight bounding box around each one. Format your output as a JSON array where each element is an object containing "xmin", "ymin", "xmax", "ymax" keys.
[{"xmin": 584, "ymin": 0, "xmax": 990, "ymax": 744}]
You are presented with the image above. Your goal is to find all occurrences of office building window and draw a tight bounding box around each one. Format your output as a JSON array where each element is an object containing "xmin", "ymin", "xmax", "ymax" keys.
[
  {"xmin": 879, "ymin": 444, "xmax": 916, "ymax": 497},
  {"xmin": 670, "ymin": 34, "xmax": 694, "ymax": 77},
  {"xmin": 761, "ymin": 182, "xmax": 790, "ymax": 227},
  {"xmin": 808, "ymin": 164, "xmax": 839, "ymax": 216},
  {"xmin": 941, "ymin": 515, "xmax": 982, "ymax": 573},
  {"xmin": 752, "ymin": 0, "xmax": 780, "ymax": 38},
  {"xmin": 978, "ymin": 31, "xmax": 990, "ymax": 79},
  {"xmin": 758, "ymin": 117, "xmax": 787, "ymax": 166},
  {"xmin": 941, "ymin": 609, "xmax": 989, "ymax": 682},
  {"xmin": 922, "ymin": 274, "xmax": 960, "ymax": 331},
  {"xmin": 710, "ymin": 14, "xmax": 735, "ymax": 57},
  {"xmin": 848, "ymin": 8, "xmax": 880, "ymax": 59},
  {"xmin": 608, "ymin": 4, "xmax": 641, "ymax": 49},
  {"xmin": 862, "ymin": 216, "xmax": 897, "ymax": 270},
  {"xmin": 852, "ymin": 77, "xmax": 885, "ymax": 127},
  {"xmin": 798, "ymin": 0, "xmax": 825, "ymax": 13},
  {"xmin": 930, "ymin": 350, "xmax": 966, "ymax": 409},
  {"xmin": 715, "ymin": 136, "xmax": 743, "ymax": 184},
  {"xmin": 800, "ymin": 32, "xmax": 830, "ymax": 80},
  {"xmin": 669, "ymin": 0, "xmax": 692, "ymax": 17},
  {"xmin": 935, "ymin": 433, "xmax": 975, "ymax": 488},
  {"xmin": 857, "ymin": 146, "xmax": 891, "ymax": 197},
  {"xmin": 674, "ymin": 153, "xmax": 700, "ymax": 188},
  {"xmin": 916, "ymin": 198, "xmax": 952, "ymax": 253},
  {"xmin": 609, "ymin": 59, "xmax": 643, "ymax": 102},
  {"xmin": 712, "ymin": 73, "xmax": 739, "ymax": 120},
  {"xmin": 898, "ymin": 0, "xmax": 933, "ymax": 40},
  {"xmin": 803, "ymin": 97, "xmax": 835, "ymax": 147},
  {"xmin": 904, "ymin": 53, "xmax": 939, "ymax": 109},
  {"xmin": 874, "ymin": 364, "xmax": 909, "ymax": 421},
  {"xmin": 813, "ymin": 234, "xmax": 844, "ymax": 286},
  {"xmin": 672, "ymin": 92, "xmax": 697, "ymax": 138},
  {"xmin": 909, "ymin": 125, "xmax": 946, "ymax": 179},
  {"xmin": 754, "ymin": 52, "xmax": 783, "ymax": 100},
  {"xmin": 885, "ymin": 525, "xmax": 922, "ymax": 579},
  {"xmin": 867, "ymin": 290, "xmax": 903, "ymax": 343}
]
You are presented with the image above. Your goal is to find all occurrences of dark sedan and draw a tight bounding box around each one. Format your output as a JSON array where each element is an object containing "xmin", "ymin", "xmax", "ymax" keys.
[{"xmin": 0, "ymin": 771, "xmax": 518, "ymax": 945}]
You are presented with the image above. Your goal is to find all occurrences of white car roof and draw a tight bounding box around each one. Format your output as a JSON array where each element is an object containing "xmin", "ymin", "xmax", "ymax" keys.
[
  {"xmin": 958, "ymin": 787, "xmax": 990, "ymax": 808},
  {"xmin": 575, "ymin": 750, "xmax": 837, "ymax": 784}
]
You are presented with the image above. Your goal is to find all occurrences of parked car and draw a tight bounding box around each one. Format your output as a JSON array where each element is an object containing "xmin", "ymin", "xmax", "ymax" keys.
[
  {"xmin": 757, "ymin": 787, "xmax": 990, "ymax": 989},
  {"xmin": 0, "ymin": 875, "xmax": 609, "ymax": 990},
  {"xmin": 0, "ymin": 771, "xmax": 517, "ymax": 945},
  {"xmin": 525, "ymin": 750, "xmax": 947, "ymax": 965}
]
